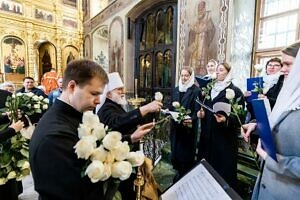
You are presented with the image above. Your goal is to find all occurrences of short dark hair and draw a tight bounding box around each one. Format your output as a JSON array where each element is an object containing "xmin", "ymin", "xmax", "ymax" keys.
[
  {"xmin": 266, "ymin": 57, "xmax": 282, "ymax": 69},
  {"xmin": 23, "ymin": 76, "xmax": 34, "ymax": 81},
  {"xmin": 62, "ymin": 59, "xmax": 108, "ymax": 89}
]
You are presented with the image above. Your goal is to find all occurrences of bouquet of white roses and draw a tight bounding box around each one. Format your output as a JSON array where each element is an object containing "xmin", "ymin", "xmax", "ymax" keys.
[
  {"xmin": 74, "ymin": 111, "xmax": 145, "ymax": 199},
  {"xmin": 0, "ymin": 92, "xmax": 49, "ymax": 185}
]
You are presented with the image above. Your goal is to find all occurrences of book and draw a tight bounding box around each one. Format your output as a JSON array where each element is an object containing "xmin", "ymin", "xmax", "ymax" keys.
[
  {"xmin": 252, "ymin": 99, "xmax": 277, "ymax": 161},
  {"xmin": 195, "ymin": 76, "xmax": 211, "ymax": 88},
  {"xmin": 195, "ymin": 99, "xmax": 231, "ymax": 117},
  {"xmin": 160, "ymin": 160, "xmax": 241, "ymax": 200},
  {"xmin": 246, "ymin": 77, "xmax": 263, "ymax": 102}
]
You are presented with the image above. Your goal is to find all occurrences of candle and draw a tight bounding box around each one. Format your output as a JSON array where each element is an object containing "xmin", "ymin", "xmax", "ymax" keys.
[{"xmin": 134, "ymin": 78, "xmax": 138, "ymax": 98}]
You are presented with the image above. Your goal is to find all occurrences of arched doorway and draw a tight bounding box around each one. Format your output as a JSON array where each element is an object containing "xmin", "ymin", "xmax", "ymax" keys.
[
  {"xmin": 38, "ymin": 42, "xmax": 56, "ymax": 80},
  {"xmin": 135, "ymin": 2, "xmax": 177, "ymax": 104}
]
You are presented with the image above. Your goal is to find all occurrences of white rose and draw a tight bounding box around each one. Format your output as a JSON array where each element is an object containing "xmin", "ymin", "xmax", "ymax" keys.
[
  {"xmin": 0, "ymin": 178, "xmax": 7, "ymax": 185},
  {"xmin": 82, "ymin": 111, "xmax": 100, "ymax": 128},
  {"xmin": 77, "ymin": 124, "xmax": 92, "ymax": 139},
  {"xmin": 74, "ymin": 136, "xmax": 96, "ymax": 160},
  {"xmin": 111, "ymin": 141, "xmax": 130, "ymax": 161},
  {"xmin": 7, "ymin": 171, "xmax": 16, "ymax": 180},
  {"xmin": 43, "ymin": 98, "xmax": 49, "ymax": 103},
  {"xmin": 20, "ymin": 125, "xmax": 35, "ymax": 139},
  {"xmin": 33, "ymin": 104, "xmax": 40, "ymax": 109},
  {"xmin": 254, "ymin": 64, "xmax": 264, "ymax": 72},
  {"xmin": 111, "ymin": 161, "xmax": 132, "ymax": 181},
  {"xmin": 105, "ymin": 151, "xmax": 116, "ymax": 164},
  {"xmin": 26, "ymin": 92, "xmax": 34, "ymax": 97},
  {"xmin": 92, "ymin": 123, "xmax": 106, "ymax": 140},
  {"xmin": 85, "ymin": 160, "xmax": 105, "ymax": 183},
  {"xmin": 126, "ymin": 151, "xmax": 145, "ymax": 167},
  {"xmin": 225, "ymin": 89, "xmax": 235, "ymax": 100},
  {"xmin": 39, "ymin": 96, "xmax": 44, "ymax": 100},
  {"xmin": 99, "ymin": 163, "xmax": 112, "ymax": 181},
  {"xmin": 91, "ymin": 145, "xmax": 107, "ymax": 162},
  {"xmin": 172, "ymin": 101, "xmax": 180, "ymax": 108},
  {"xmin": 154, "ymin": 92, "xmax": 163, "ymax": 101},
  {"xmin": 16, "ymin": 93, "xmax": 22, "ymax": 97},
  {"xmin": 211, "ymin": 73, "xmax": 217, "ymax": 79},
  {"xmin": 102, "ymin": 131, "xmax": 122, "ymax": 150},
  {"xmin": 32, "ymin": 95, "xmax": 39, "ymax": 101},
  {"xmin": 42, "ymin": 104, "xmax": 48, "ymax": 110}
]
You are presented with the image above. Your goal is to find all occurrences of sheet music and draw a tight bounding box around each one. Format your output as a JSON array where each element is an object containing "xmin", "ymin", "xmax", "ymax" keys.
[{"xmin": 161, "ymin": 164, "xmax": 231, "ymax": 200}]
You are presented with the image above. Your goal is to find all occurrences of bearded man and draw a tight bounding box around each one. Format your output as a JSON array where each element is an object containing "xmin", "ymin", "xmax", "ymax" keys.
[
  {"xmin": 96, "ymin": 72, "xmax": 162, "ymax": 200},
  {"xmin": 97, "ymin": 72, "xmax": 162, "ymax": 143}
]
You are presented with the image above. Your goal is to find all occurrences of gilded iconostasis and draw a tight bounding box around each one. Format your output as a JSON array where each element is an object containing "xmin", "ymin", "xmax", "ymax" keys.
[{"xmin": 0, "ymin": 0, "xmax": 83, "ymax": 86}]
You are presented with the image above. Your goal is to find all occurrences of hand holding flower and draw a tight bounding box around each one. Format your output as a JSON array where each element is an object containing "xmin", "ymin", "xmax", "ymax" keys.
[
  {"xmin": 9, "ymin": 120, "xmax": 24, "ymax": 133},
  {"xmin": 130, "ymin": 122, "xmax": 154, "ymax": 143}
]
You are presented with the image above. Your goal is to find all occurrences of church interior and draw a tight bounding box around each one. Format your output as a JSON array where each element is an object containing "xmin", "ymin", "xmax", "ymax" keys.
[{"xmin": 1, "ymin": 0, "xmax": 300, "ymax": 199}]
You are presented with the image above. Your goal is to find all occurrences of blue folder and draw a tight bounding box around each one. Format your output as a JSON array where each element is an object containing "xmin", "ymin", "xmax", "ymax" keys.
[
  {"xmin": 246, "ymin": 77, "xmax": 263, "ymax": 102},
  {"xmin": 252, "ymin": 99, "xmax": 277, "ymax": 161}
]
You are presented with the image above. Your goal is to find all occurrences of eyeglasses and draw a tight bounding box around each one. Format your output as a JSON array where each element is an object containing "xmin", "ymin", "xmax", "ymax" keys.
[{"xmin": 267, "ymin": 64, "xmax": 281, "ymax": 68}]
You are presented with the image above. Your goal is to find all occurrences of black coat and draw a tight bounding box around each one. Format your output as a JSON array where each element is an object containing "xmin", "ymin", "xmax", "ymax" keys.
[
  {"xmin": 199, "ymin": 83, "xmax": 245, "ymax": 187},
  {"xmin": 170, "ymin": 85, "xmax": 201, "ymax": 174},
  {"xmin": 0, "ymin": 115, "xmax": 16, "ymax": 143},
  {"xmin": 97, "ymin": 98, "xmax": 144, "ymax": 143},
  {"xmin": 265, "ymin": 74, "xmax": 284, "ymax": 109},
  {"xmin": 29, "ymin": 99, "xmax": 103, "ymax": 200},
  {"xmin": 16, "ymin": 87, "xmax": 47, "ymax": 98},
  {"xmin": 97, "ymin": 98, "xmax": 145, "ymax": 200},
  {"xmin": 0, "ymin": 89, "xmax": 11, "ymax": 108}
]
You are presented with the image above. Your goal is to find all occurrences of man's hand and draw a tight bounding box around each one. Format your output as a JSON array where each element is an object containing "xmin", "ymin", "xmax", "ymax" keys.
[
  {"xmin": 130, "ymin": 122, "xmax": 155, "ymax": 143},
  {"xmin": 139, "ymin": 100, "xmax": 163, "ymax": 116},
  {"xmin": 9, "ymin": 120, "xmax": 24, "ymax": 133},
  {"xmin": 241, "ymin": 122, "xmax": 257, "ymax": 142}
]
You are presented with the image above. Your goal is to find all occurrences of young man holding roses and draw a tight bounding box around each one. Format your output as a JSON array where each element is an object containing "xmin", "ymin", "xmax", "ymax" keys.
[{"xmin": 29, "ymin": 59, "xmax": 154, "ymax": 200}]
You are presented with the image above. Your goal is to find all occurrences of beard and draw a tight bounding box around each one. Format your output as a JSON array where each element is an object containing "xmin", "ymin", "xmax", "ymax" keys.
[{"xmin": 110, "ymin": 92, "xmax": 128, "ymax": 106}]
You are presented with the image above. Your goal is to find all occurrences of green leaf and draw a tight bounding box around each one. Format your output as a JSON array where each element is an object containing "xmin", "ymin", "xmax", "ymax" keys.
[
  {"xmin": 20, "ymin": 149, "xmax": 29, "ymax": 158},
  {"xmin": 0, "ymin": 153, "xmax": 12, "ymax": 168}
]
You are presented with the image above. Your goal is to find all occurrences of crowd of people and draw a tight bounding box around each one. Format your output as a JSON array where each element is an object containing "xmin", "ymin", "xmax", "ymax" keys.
[{"xmin": 0, "ymin": 40, "xmax": 300, "ymax": 200}]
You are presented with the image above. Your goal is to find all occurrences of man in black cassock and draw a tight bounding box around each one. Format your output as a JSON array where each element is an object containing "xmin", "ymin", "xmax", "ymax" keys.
[
  {"xmin": 30, "ymin": 60, "xmax": 154, "ymax": 200},
  {"xmin": 97, "ymin": 72, "xmax": 162, "ymax": 199}
]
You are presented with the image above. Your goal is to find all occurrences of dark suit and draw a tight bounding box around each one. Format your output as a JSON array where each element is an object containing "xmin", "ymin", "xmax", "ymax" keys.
[
  {"xmin": 29, "ymin": 99, "xmax": 103, "ymax": 200},
  {"xmin": 16, "ymin": 87, "xmax": 47, "ymax": 98},
  {"xmin": 170, "ymin": 84, "xmax": 201, "ymax": 180}
]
